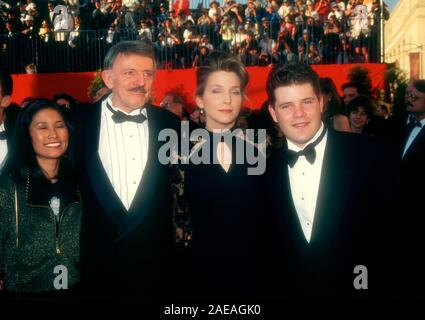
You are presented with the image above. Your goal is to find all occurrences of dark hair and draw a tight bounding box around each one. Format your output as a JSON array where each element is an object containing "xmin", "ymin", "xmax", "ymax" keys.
[
  {"xmin": 53, "ymin": 92, "xmax": 79, "ymax": 108},
  {"xmin": 4, "ymin": 98, "xmax": 77, "ymax": 181},
  {"xmin": 163, "ymin": 91, "xmax": 184, "ymax": 105},
  {"xmin": 347, "ymin": 95, "xmax": 373, "ymax": 118},
  {"xmin": 320, "ymin": 77, "xmax": 346, "ymax": 116},
  {"xmin": 379, "ymin": 104, "xmax": 388, "ymax": 114},
  {"xmin": 103, "ymin": 41, "xmax": 155, "ymax": 69},
  {"xmin": 341, "ymin": 81, "xmax": 360, "ymax": 92},
  {"xmin": 413, "ymin": 79, "xmax": 425, "ymax": 93},
  {"xmin": 195, "ymin": 51, "xmax": 249, "ymax": 97},
  {"xmin": 0, "ymin": 67, "xmax": 13, "ymax": 97},
  {"xmin": 21, "ymin": 96, "xmax": 36, "ymax": 108},
  {"xmin": 266, "ymin": 62, "xmax": 320, "ymax": 106}
]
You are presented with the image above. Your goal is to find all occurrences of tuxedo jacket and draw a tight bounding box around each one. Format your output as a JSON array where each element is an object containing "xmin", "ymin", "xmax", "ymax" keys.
[
  {"xmin": 0, "ymin": 118, "xmax": 12, "ymax": 157},
  {"xmin": 3, "ymin": 103, "xmax": 20, "ymax": 150},
  {"xmin": 389, "ymin": 114, "xmax": 425, "ymax": 297},
  {"xmin": 394, "ymin": 114, "xmax": 425, "ymax": 191},
  {"xmin": 0, "ymin": 104, "xmax": 19, "ymax": 171},
  {"xmin": 71, "ymin": 101, "xmax": 181, "ymax": 298},
  {"xmin": 263, "ymin": 129, "xmax": 398, "ymax": 300}
]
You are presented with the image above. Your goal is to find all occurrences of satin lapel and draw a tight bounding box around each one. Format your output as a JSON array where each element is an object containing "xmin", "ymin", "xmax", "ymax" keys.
[
  {"xmin": 310, "ymin": 131, "xmax": 350, "ymax": 248},
  {"xmin": 85, "ymin": 102, "xmax": 126, "ymax": 226},
  {"xmin": 403, "ymin": 126, "xmax": 425, "ymax": 160},
  {"xmin": 117, "ymin": 105, "xmax": 165, "ymax": 239}
]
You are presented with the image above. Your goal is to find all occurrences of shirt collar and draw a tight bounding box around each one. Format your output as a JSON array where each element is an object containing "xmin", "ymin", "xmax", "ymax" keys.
[{"xmin": 0, "ymin": 122, "xmax": 5, "ymax": 133}]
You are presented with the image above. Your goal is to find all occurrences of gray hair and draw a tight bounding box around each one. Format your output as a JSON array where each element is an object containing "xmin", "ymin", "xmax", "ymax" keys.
[{"xmin": 103, "ymin": 41, "xmax": 156, "ymax": 70}]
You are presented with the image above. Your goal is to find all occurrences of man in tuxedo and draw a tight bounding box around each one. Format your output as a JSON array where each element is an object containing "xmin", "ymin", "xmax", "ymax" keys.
[
  {"xmin": 263, "ymin": 63, "xmax": 398, "ymax": 300},
  {"xmin": 396, "ymin": 80, "xmax": 425, "ymax": 297},
  {"xmin": 72, "ymin": 41, "xmax": 181, "ymax": 298},
  {"xmin": 400, "ymin": 80, "xmax": 425, "ymax": 163},
  {"xmin": 0, "ymin": 68, "xmax": 16, "ymax": 172}
]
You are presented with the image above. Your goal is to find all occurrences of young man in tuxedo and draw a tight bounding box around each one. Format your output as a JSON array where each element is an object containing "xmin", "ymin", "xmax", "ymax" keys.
[
  {"xmin": 72, "ymin": 41, "xmax": 181, "ymax": 298},
  {"xmin": 263, "ymin": 63, "xmax": 398, "ymax": 300}
]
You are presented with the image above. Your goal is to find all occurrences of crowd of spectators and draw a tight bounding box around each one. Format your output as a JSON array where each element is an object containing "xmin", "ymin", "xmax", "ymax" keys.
[{"xmin": 1, "ymin": 0, "xmax": 389, "ymax": 73}]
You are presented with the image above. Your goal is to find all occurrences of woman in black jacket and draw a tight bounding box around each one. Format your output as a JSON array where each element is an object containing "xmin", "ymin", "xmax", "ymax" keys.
[{"xmin": 0, "ymin": 98, "xmax": 81, "ymax": 297}]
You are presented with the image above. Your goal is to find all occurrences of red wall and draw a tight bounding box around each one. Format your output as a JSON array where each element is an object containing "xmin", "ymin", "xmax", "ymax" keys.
[{"xmin": 11, "ymin": 64, "xmax": 387, "ymax": 110}]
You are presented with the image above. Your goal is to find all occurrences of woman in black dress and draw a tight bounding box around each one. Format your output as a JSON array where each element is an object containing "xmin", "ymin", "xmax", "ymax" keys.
[{"xmin": 173, "ymin": 51, "xmax": 264, "ymax": 300}]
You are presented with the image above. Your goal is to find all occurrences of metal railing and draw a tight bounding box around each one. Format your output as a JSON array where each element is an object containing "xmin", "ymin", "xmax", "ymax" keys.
[{"xmin": 1, "ymin": 19, "xmax": 383, "ymax": 73}]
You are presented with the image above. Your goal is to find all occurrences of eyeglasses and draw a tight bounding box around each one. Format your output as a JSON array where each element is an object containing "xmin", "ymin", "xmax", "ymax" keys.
[{"xmin": 406, "ymin": 92, "xmax": 423, "ymax": 101}]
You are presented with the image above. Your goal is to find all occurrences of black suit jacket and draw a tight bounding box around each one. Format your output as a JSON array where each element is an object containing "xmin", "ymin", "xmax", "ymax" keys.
[
  {"xmin": 1, "ymin": 104, "xmax": 20, "ymax": 170},
  {"xmin": 392, "ymin": 114, "xmax": 425, "ymax": 297},
  {"xmin": 397, "ymin": 115, "xmax": 425, "ymax": 189},
  {"xmin": 3, "ymin": 103, "xmax": 20, "ymax": 149},
  {"xmin": 263, "ymin": 129, "xmax": 398, "ymax": 300},
  {"xmin": 72, "ymin": 101, "xmax": 181, "ymax": 298}
]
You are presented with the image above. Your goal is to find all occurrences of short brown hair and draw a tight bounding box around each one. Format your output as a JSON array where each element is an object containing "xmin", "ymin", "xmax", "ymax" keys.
[
  {"xmin": 266, "ymin": 62, "xmax": 320, "ymax": 106},
  {"xmin": 195, "ymin": 51, "xmax": 249, "ymax": 97}
]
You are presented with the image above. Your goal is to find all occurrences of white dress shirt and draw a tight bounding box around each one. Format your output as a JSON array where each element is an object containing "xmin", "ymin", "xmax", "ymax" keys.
[
  {"xmin": 402, "ymin": 118, "xmax": 425, "ymax": 158},
  {"xmin": 0, "ymin": 122, "xmax": 7, "ymax": 170},
  {"xmin": 287, "ymin": 123, "xmax": 327, "ymax": 243},
  {"xmin": 98, "ymin": 96, "xmax": 149, "ymax": 211}
]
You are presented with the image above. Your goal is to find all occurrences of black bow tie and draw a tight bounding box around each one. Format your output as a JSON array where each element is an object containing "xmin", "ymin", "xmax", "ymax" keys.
[
  {"xmin": 107, "ymin": 103, "xmax": 147, "ymax": 124},
  {"xmin": 286, "ymin": 128, "xmax": 327, "ymax": 168},
  {"xmin": 407, "ymin": 116, "xmax": 422, "ymax": 130},
  {"xmin": 0, "ymin": 131, "xmax": 6, "ymax": 141}
]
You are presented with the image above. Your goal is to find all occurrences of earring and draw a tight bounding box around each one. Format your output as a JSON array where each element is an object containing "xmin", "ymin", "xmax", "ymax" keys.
[{"xmin": 199, "ymin": 108, "xmax": 204, "ymax": 115}]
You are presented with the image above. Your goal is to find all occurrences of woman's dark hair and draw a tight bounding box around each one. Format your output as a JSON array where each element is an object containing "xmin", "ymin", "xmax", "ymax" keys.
[
  {"xmin": 320, "ymin": 77, "xmax": 346, "ymax": 116},
  {"xmin": 413, "ymin": 79, "xmax": 425, "ymax": 93},
  {"xmin": 4, "ymin": 98, "xmax": 77, "ymax": 181},
  {"xmin": 53, "ymin": 92, "xmax": 80, "ymax": 108},
  {"xmin": 347, "ymin": 95, "xmax": 373, "ymax": 118},
  {"xmin": 195, "ymin": 51, "xmax": 249, "ymax": 97}
]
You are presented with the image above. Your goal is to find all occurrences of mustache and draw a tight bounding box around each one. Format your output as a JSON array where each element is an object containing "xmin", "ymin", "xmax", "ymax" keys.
[{"xmin": 129, "ymin": 87, "xmax": 147, "ymax": 94}]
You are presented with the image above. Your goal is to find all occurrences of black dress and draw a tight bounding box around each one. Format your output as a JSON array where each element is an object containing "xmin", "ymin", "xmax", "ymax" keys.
[{"xmin": 173, "ymin": 129, "xmax": 263, "ymax": 300}]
